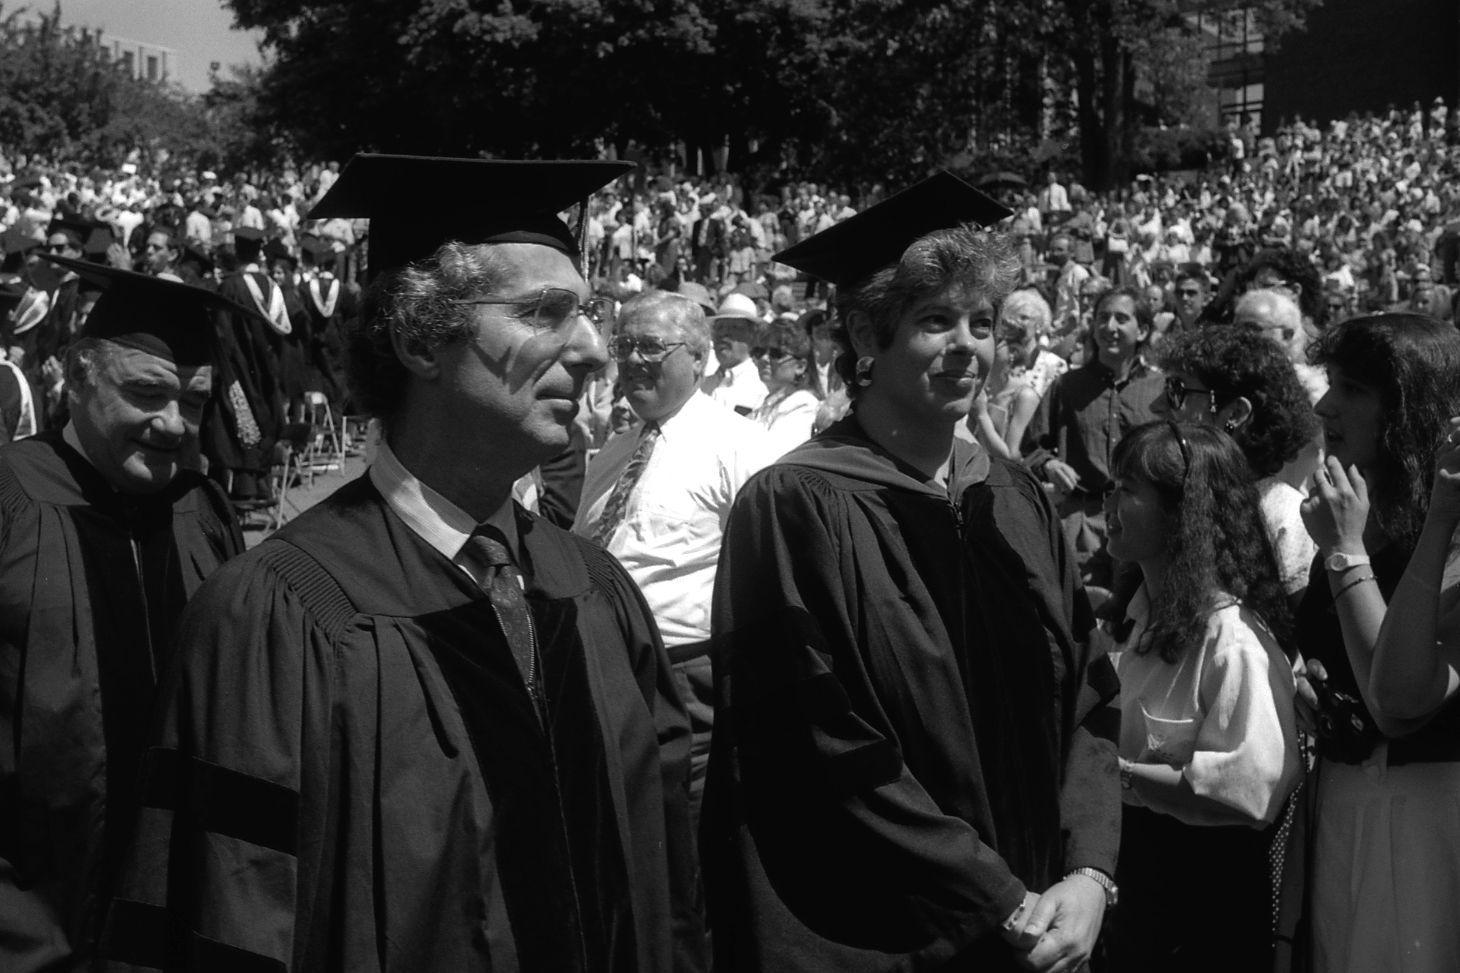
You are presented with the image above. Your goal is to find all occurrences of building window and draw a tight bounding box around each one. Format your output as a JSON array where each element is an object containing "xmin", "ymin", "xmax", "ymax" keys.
[
  {"xmin": 122, "ymin": 50, "xmax": 135, "ymax": 75},
  {"xmin": 146, "ymin": 55, "xmax": 158, "ymax": 81},
  {"xmin": 1197, "ymin": 7, "xmax": 1265, "ymax": 129}
]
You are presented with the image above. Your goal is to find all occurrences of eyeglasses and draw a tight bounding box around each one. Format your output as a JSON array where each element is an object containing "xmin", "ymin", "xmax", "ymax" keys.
[
  {"xmin": 453, "ymin": 287, "xmax": 614, "ymax": 335},
  {"xmin": 750, "ymin": 346, "xmax": 791, "ymax": 362},
  {"xmin": 1168, "ymin": 420, "xmax": 1192, "ymax": 484},
  {"xmin": 44, "ymin": 243, "xmax": 69, "ymax": 253},
  {"xmin": 1175, "ymin": 287, "xmax": 1202, "ymax": 299},
  {"xmin": 609, "ymin": 334, "xmax": 688, "ymax": 363},
  {"xmin": 1164, "ymin": 375, "xmax": 1215, "ymax": 412}
]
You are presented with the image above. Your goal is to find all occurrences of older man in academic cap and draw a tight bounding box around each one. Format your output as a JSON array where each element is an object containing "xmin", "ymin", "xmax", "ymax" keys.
[
  {"xmin": 99, "ymin": 155, "xmax": 707, "ymax": 973},
  {"xmin": 0, "ymin": 257, "xmax": 246, "ymax": 973}
]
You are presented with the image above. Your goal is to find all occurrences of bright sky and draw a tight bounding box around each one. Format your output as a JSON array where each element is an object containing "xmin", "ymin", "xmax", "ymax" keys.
[{"xmin": 53, "ymin": 0, "xmax": 264, "ymax": 92}]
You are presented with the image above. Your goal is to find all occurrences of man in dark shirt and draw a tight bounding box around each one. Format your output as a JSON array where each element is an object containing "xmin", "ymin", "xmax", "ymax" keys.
[{"xmin": 1026, "ymin": 285, "xmax": 1163, "ymax": 594}]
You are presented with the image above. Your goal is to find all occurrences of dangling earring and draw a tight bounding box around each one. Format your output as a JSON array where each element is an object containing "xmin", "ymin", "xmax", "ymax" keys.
[{"xmin": 855, "ymin": 356, "xmax": 875, "ymax": 387}]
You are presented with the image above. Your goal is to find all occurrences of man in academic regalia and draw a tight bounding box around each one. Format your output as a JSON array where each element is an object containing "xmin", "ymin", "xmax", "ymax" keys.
[
  {"xmin": 212, "ymin": 226, "xmax": 288, "ymax": 498},
  {"xmin": 99, "ymin": 155, "xmax": 708, "ymax": 973},
  {"xmin": 0, "ymin": 257, "xmax": 246, "ymax": 973},
  {"xmin": 298, "ymin": 235, "xmax": 353, "ymax": 406}
]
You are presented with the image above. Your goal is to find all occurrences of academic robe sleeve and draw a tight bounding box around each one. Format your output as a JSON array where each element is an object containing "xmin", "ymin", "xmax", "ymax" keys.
[
  {"xmin": 100, "ymin": 552, "xmax": 338, "ymax": 973},
  {"xmin": 710, "ymin": 466, "xmax": 1026, "ymax": 956},
  {"xmin": 580, "ymin": 541, "xmax": 707, "ymax": 973},
  {"xmin": 989, "ymin": 463, "xmax": 1122, "ymax": 877}
]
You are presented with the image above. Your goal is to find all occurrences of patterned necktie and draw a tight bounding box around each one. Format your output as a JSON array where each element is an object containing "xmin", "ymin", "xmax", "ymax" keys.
[
  {"xmin": 465, "ymin": 526, "xmax": 541, "ymax": 716},
  {"xmin": 590, "ymin": 421, "xmax": 659, "ymax": 547}
]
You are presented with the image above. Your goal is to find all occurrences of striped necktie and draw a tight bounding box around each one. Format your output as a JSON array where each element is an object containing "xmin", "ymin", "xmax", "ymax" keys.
[
  {"xmin": 590, "ymin": 421, "xmax": 660, "ymax": 547},
  {"xmin": 464, "ymin": 526, "xmax": 541, "ymax": 716}
]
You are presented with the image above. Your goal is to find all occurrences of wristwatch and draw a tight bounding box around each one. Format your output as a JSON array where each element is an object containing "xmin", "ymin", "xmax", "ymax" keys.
[
  {"xmin": 1325, "ymin": 551, "xmax": 1371, "ymax": 572},
  {"xmin": 1065, "ymin": 867, "xmax": 1119, "ymax": 909}
]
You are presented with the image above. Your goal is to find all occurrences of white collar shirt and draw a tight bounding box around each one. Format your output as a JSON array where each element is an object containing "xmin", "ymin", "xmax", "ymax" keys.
[
  {"xmin": 703, "ymin": 356, "xmax": 768, "ymax": 414},
  {"xmin": 573, "ymin": 391, "xmax": 776, "ymax": 646},
  {"xmin": 369, "ymin": 437, "xmax": 517, "ymax": 585}
]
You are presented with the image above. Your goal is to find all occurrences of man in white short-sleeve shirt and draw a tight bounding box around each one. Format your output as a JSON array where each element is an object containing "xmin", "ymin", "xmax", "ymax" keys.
[{"xmin": 575, "ymin": 290, "xmax": 777, "ymax": 824}]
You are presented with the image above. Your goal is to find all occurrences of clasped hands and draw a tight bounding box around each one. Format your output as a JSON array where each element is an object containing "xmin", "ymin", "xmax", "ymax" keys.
[{"xmin": 1000, "ymin": 874, "xmax": 1106, "ymax": 973}]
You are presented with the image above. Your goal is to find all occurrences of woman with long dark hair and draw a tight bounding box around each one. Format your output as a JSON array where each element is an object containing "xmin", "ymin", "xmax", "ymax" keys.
[
  {"xmin": 1103, "ymin": 421, "xmax": 1301, "ymax": 972},
  {"xmin": 1297, "ymin": 314, "xmax": 1460, "ymax": 973}
]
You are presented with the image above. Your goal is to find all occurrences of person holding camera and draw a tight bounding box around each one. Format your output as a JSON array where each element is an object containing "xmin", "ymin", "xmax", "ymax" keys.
[{"xmin": 1297, "ymin": 314, "xmax": 1460, "ymax": 973}]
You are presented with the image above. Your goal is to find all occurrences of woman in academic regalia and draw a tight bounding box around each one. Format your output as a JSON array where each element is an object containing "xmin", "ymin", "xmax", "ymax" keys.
[{"xmin": 703, "ymin": 173, "xmax": 1122, "ymax": 973}]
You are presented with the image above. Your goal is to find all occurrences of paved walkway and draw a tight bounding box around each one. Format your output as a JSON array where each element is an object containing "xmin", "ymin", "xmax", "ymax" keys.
[{"xmin": 242, "ymin": 453, "xmax": 367, "ymax": 548}]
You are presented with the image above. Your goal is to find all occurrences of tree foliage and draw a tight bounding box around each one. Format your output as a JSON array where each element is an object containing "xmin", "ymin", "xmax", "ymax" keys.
[
  {"xmin": 215, "ymin": 0, "xmax": 1321, "ymax": 191},
  {"xmin": 0, "ymin": 2, "xmax": 279, "ymax": 175},
  {"xmin": 224, "ymin": 0, "xmax": 1058, "ymax": 188}
]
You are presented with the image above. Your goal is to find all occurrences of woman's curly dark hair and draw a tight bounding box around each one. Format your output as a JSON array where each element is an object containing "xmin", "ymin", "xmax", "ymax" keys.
[
  {"xmin": 1158, "ymin": 322, "xmax": 1318, "ymax": 477},
  {"xmin": 1202, "ymin": 246, "xmax": 1327, "ymax": 328},
  {"xmin": 1114, "ymin": 421, "xmax": 1293, "ymax": 663},
  {"xmin": 1309, "ymin": 313, "xmax": 1460, "ymax": 548}
]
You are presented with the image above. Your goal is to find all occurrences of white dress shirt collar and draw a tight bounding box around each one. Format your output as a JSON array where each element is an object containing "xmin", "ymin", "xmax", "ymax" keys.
[{"xmin": 369, "ymin": 437, "xmax": 517, "ymax": 572}]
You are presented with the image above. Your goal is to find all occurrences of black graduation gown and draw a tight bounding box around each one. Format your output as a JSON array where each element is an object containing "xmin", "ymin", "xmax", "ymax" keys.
[
  {"xmin": 213, "ymin": 272, "xmax": 287, "ymax": 478},
  {"xmin": 702, "ymin": 418, "xmax": 1122, "ymax": 973},
  {"xmin": 99, "ymin": 475, "xmax": 708, "ymax": 973},
  {"xmin": 275, "ymin": 280, "xmax": 311, "ymax": 402},
  {"xmin": 300, "ymin": 274, "xmax": 352, "ymax": 403},
  {"xmin": 0, "ymin": 433, "xmax": 243, "ymax": 973}
]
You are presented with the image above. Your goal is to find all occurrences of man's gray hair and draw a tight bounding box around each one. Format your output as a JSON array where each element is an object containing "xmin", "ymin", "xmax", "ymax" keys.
[
  {"xmin": 1236, "ymin": 287, "xmax": 1303, "ymax": 333},
  {"xmin": 64, "ymin": 337, "xmax": 121, "ymax": 393},
  {"xmin": 618, "ymin": 290, "xmax": 711, "ymax": 358},
  {"xmin": 347, "ymin": 242, "xmax": 515, "ymax": 422}
]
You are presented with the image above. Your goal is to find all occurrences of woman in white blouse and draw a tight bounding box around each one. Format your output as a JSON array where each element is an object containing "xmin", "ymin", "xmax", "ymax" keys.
[
  {"xmin": 1102, "ymin": 421, "xmax": 1301, "ymax": 973},
  {"xmin": 1153, "ymin": 322, "xmax": 1321, "ymax": 606},
  {"xmin": 747, "ymin": 318, "xmax": 823, "ymax": 457}
]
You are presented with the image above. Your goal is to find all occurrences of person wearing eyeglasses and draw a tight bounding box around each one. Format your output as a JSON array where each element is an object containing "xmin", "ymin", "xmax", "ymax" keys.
[
  {"xmin": 575, "ymin": 289, "xmax": 776, "ymax": 832},
  {"xmin": 1101, "ymin": 420, "xmax": 1301, "ymax": 973},
  {"xmin": 98, "ymin": 157, "xmax": 710, "ymax": 973},
  {"xmin": 747, "ymin": 318, "xmax": 823, "ymax": 456},
  {"xmin": 1154, "ymin": 323, "xmax": 1320, "ymax": 605},
  {"xmin": 1170, "ymin": 264, "xmax": 1210, "ymax": 334}
]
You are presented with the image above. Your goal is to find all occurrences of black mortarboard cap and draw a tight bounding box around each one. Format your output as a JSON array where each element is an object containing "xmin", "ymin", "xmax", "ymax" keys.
[
  {"xmin": 81, "ymin": 223, "xmax": 115, "ymax": 260},
  {"xmin": 2, "ymin": 226, "xmax": 41, "ymax": 256},
  {"xmin": 0, "ymin": 281, "xmax": 25, "ymax": 322},
  {"xmin": 308, "ymin": 153, "xmax": 634, "ymax": 279},
  {"xmin": 300, "ymin": 236, "xmax": 333, "ymax": 261},
  {"xmin": 772, "ymin": 171, "xmax": 1012, "ymax": 288},
  {"xmin": 39, "ymin": 254, "xmax": 260, "ymax": 366},
  {"xmin": 233, "ymin": 226, "xmax": 264, "ymax": 243},
  {"xmin": 263, "ymin": 238, "xmax": 295, "ymax": 266},
  {"xmin": 179, "ymin": 243, "xmax": 214, "ymax": 275},
  {"xmin": 48, "ymin": 216, "xmax": 95, "ymax": 249}
]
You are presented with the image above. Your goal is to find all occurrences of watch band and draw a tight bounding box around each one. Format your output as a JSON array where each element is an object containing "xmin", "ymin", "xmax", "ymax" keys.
[
  {"xmin": 1066, "ymin": 867, "xmax": 1119, "ymax": 908},
  {"xmin": 1325, "ymin": 551, "xmax": 1371, "ymax": 572}
]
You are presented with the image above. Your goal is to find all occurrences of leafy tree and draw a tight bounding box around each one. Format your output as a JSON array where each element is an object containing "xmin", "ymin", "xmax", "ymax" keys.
[
  {"xmin": 1057, "ymin": 0, "xmax": 1324, "ymax": 190},
  {"xmin": 0, "ymin": 2, "xmax": 279, "ymax": 175}
]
